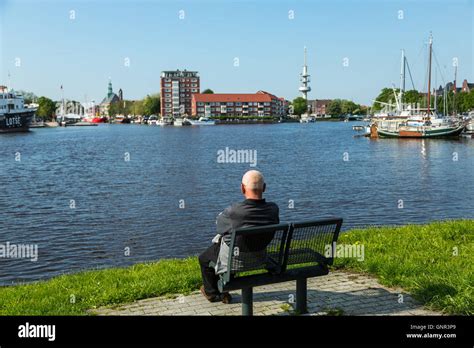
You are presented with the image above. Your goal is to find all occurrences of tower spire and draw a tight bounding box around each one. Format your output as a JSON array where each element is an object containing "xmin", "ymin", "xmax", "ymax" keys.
[
  {"xmin": 108, "ymin": 77, "xmax": 113, "ymax": 97},
  {"xmin": 299, "ymin": 47, "xmax": 311, "ymax": 100}
]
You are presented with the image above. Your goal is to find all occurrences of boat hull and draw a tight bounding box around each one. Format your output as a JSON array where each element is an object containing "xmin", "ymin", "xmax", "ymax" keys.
[
  {"xmin": 378, "ymin": 124, "xmax": 465, "ymax": 138},
  {"xmin": 188, "ymin": 121, "xmax": 216, "ymax": 126},
  {"xmin": 0, "ymin": 110, "xmax": 35, "ymax": 133}
]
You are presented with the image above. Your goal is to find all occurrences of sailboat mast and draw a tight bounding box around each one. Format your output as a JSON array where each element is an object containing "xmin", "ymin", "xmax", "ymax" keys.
[
  {"xmin": 453, "ymin": 64, "xmax": 457, "ymax": 116},
  {"xmin": 427, "ymin": 33, "xmax": 433, "ymax": 117},
  {"xmin": 400, "ymin": 49, "xmax": 405, "ymax": 109}
]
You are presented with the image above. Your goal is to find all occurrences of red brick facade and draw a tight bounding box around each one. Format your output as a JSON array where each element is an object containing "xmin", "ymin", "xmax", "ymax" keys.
[
  {"xmin": 160, "ymin": 70, "xmax": 200, "ymax": 117},
  {"xmin": 191, "ymin": 91, "xmax": 287, "ymax": 118}
]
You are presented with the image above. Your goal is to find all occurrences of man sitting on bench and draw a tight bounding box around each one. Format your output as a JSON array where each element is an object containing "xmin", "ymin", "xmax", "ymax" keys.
[{"xmin": 198, "ymin": 170, "xmax": 280, "ymax": 303}]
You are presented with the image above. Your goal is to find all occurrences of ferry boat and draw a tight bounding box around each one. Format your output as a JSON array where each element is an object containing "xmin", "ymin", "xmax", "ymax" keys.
[{"xmin": 0, "ymin": 86, "xmax": 36, "ymax": 133}]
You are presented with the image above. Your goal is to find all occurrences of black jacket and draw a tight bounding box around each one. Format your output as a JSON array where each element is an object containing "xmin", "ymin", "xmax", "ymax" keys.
[{"xmin": 216, "ymin": 198, "xmax": 280, "ymax": 245}]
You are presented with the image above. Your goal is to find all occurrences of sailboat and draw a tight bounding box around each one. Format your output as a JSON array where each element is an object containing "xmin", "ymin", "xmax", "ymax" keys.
[{"xmin": 375, "ymin": 33, "xmax": 466, "ymax": 138}]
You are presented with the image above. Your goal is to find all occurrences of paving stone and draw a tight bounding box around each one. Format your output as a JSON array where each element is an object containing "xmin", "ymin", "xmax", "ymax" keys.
[{"xmin": 91, "ymin": 271, "xmax": 441, "ymax": 317}]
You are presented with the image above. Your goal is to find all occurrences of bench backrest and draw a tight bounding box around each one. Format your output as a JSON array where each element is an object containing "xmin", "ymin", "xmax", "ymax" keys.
[
  {"xmin": 223, "ymin": 223, "xmax": 289, "ymax": 283},
  {"xmin": 283, "ymin": 218, "xmax": 343, "ymax": 271},
  {"xmin": 223, "ymin": 218, "xmax": 343, "ymax": 283}
]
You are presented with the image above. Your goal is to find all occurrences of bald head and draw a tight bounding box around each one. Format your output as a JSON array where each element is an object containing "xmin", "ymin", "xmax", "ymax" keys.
[{"xmin": 241, "ymin": 170, "xmax": 266, "ymax": 199}]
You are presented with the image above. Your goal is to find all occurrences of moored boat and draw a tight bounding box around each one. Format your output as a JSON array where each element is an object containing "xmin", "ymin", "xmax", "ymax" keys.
[
  {"xmin": 0, "ymin": 86, "xmax": 36, "ymax": 133},
  {"xmin": 157, "ymin": 116, "xmax": 173, "ymax": 126},
  {"xmin": 186, "ymin": 117, "xmax": 216, "ymax": 126},
  {"xmin": 466, "ymin": 112, "xmax": 474, "ymax": 132},
  {"xmin": 374, "ymin": 34, "xmax": 466, "ymax": 139},
  {"xmin": 92, "ymin": 117, "xmax": 108, "ymax": 123}
]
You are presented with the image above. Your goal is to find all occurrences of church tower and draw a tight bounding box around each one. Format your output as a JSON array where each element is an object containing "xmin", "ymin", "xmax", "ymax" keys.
[{"xmin": 107, "ymin": 78, "xmax": 113, "ymax": 98}]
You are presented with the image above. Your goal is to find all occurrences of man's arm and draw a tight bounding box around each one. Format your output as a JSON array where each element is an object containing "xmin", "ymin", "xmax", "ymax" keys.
[{"xmin": 216, "ymin": 207, "xmax": 233, "ymax": 236}]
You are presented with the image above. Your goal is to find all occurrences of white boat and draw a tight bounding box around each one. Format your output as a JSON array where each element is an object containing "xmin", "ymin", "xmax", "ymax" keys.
[
  {"xmin": 300, "ymin": 114, "xmax": 316, "ymax": 123},
  {"xmin": 187, "ymin": 117, "xmax": 216, "ymax": 126},
  {"xmin": 466, "ymin": 111, "xmax": 474, "ymax": 132},
  {"xmin": 157, "ymin": 116, "xmax": 173, "ymax": 126},
  {"xmin": 373, "ymin": 34, "xmax": 465, "ymax": 139},
  {"xmin": 0, "ymin": 86, "xmax": 37, "ymax": 133},
  {"xmin": 147, "ymin": 115, "xmax": 158, "ymax": 125},
  {"xmin": 173, "ymin": 118, "xmax": 182, "ymax": 126}
]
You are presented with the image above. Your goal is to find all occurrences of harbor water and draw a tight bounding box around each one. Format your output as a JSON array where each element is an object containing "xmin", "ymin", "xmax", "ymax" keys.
[{"xmin": 0, "ymin": 122, "xmax": 473, "ymax": 285}]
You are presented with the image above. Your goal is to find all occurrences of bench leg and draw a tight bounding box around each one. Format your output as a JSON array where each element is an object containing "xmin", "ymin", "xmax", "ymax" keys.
[
  {"xmin": 242, "ymin": 287, "xmax": 253, "ymax": 316},
  {"xmin": 296, "ymin": 278, "xmax": 308, "ymax": 314}
]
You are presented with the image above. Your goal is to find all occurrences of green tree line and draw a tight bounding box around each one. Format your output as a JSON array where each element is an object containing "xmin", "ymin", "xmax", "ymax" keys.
[
  {"xmin": 372, "ymin": 87, "xmax": 474, "ymax": 114},
  {"xmin": 108, "ymin": 94, "xmax": 161, "ymax": 117},
  {"xmin": 290, "ymin": 97, "xmax": 367, "ymax": 116}
]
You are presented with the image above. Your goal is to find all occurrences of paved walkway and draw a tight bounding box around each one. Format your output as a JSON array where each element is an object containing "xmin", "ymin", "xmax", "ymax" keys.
[{"xmin": 92, "ymin": 271, "xmax": 440, "ymax": 316}]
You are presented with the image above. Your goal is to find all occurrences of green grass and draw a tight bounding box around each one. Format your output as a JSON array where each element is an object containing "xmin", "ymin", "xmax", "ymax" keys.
[
  {"xmin": 0, "ymin": 220, "xmax": 472, "ymax": 315},
  {"xmin": 0, "ymin": 258, "xmax": 201, "ymax": 315},
  {"xmin": 334, "ymin": 220, "xmax": 474, "ymax": 315}
]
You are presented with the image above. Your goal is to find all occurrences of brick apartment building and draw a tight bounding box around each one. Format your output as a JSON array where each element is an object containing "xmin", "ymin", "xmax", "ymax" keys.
[
  {"xmin": 191, "ymin": 90, "xmax": 288, "ymax": 118},
  {"xmin": 308, "ymin": 99, "xmax": 332, "ymax": 116},
  {"xmin": 160, "ymin": 70, "xmax": 200, "ymax": 117}
]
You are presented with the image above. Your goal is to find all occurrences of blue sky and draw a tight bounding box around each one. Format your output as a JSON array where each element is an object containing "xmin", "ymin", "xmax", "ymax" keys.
[{"xmin": 1, "ymin": 0, "xmax": 473, "ymax": 105}]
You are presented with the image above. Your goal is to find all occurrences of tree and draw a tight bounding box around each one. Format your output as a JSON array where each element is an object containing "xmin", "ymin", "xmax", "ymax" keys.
[
  {"xmin": 202, "ymin": 89, "xmax": 214, "ymax": 94},
  {"xmin": 131, "ymin": 100, "xmax": 144, "ymax": 116},
  {"xmin": 327, "ymin": 99, "xmax": 342, "ymax": 116},
  {"xmin": 142, "ymin": 94, "xmax": 161, "ymax": 115},
  {"xmin": 36, "ymin": 96, "xmax": 56, "ymax": 121},
  {"xmin": 109, "ymin": 100, "xmax": 134, "ymax": 117},
  {"xmin": 291, "ymin": 97, "xmax": 307, "ymax": 116},
  {"xmin": 17, "ymin": 90, "xmax": 37, "ymax": 104},
  {"xmin": 403, "ymin": 90, "xmax": 421, "ymax": 104},
  {"xmin": 341, "ymin": 100, "xmax": 358, "ymax": 114},
  {"xmin": 372, "ymin": 88, "xmax": 399, "ymax": 112}
]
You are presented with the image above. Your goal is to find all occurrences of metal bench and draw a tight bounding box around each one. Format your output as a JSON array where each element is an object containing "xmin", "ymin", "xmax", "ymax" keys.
[{"xmin": 214, "ymin": 218, "xmax": 343, "ymax": 315}]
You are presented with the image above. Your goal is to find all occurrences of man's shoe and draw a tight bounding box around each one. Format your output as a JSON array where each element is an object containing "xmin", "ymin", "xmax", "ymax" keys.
[
  {"xmin": 200, "ymin": 286, "xmax": 220, "ymax": 303},
  {"xmin": 221, "ymin": 292, "xmax": 232, "ymax": 304}
]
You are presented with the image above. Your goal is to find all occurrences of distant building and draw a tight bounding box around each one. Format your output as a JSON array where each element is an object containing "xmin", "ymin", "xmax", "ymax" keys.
[
  {"xmin": 436, "ymin": 79, "xmax": 474, "ymax": 95},
  {"xmin": 191, "ymin": 90, "xmax": 287, "ymax": 118},
  {"xmin": 308, "ymin": 99, "xmax": 332, "ymax": 116},
  {"xmin": 160, "ymin": 70, "xmax": 200, "ymax": 118},
  {"xmin": 461, "ymin": 79, "xmax": 474, "ymax": 93},
  {"xmin": 100, "ymin": 79, "xmax": 121, "ymax": 116}
]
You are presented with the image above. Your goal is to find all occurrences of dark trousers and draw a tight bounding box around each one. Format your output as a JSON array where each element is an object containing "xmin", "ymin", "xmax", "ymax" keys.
[{"xmin": 198, "ymin": 243, "xmax": 221, "ymax": 295}]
